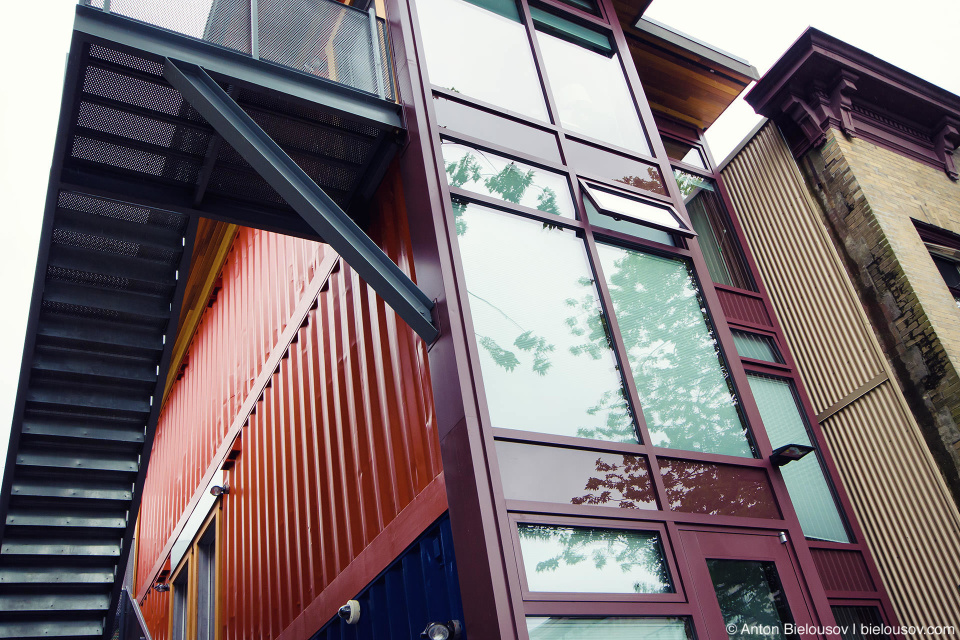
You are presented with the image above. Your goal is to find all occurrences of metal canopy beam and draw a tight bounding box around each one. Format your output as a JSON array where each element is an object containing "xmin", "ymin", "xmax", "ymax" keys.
[{"xmin": 162, "ymin": 58, "xmax": 440, "ymax": 343}]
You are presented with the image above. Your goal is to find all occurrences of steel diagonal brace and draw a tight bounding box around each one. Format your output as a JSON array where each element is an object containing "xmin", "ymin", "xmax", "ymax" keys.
[{"xmin": 162, "ymin": 58, "xmax": 439, "ymax": 343}]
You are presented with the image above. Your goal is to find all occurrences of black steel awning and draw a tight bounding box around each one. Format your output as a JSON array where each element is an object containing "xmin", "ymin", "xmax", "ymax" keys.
[{"xmin": 0, "ymin": 3, "xmax": 434, "ymax": 638}]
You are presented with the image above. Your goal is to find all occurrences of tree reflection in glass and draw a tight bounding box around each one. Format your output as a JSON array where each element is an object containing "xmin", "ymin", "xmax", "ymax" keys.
[
  {"xmin": 442, "ymin": 141, "xmax": 574, "ymax": 236},
  {"xmin": 517, "ymin": 524, "xmax": 672, "ymax": 593},
  {"xmin": 658, "ymin": 458, "xmax": 780, "ymax": 519},
  {"xmin": 707, "ymin": 560, "xmax": 796, "ymax": 640},
  {"xmin": 592, "ymin": 245, "xmax": 753, "ymax": 456},
  {"xmin": 455, "ymin": 204, "xmax": 636, "ymax": 441},
  {"xmin": 495, "ymin": 441, "xmax": 657, "ymax": 509}
]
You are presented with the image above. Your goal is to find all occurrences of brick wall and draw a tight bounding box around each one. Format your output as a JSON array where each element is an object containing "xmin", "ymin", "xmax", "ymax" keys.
[{"xmin": 799, "ymin": 129, "xmax": 960, "ymax": 502}]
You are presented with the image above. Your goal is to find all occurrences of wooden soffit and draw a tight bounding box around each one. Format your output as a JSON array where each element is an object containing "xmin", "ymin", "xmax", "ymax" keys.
[{"xmin": 612, "ymin": 8, "xmax": 759, "ymax": 130}]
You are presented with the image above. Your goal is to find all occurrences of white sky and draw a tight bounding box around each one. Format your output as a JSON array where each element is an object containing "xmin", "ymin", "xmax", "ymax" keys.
[{"xmin": 0, "ymin": 0, "xmax": 957, "ymax": 479}]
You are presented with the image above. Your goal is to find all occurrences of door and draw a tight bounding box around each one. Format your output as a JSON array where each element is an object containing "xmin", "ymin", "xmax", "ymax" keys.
[{"xmin": 680, "ymin": 530, "xmax": 820, "ymax": 640}]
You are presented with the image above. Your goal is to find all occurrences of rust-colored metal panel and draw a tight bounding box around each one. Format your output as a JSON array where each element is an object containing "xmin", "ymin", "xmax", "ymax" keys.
[
  {"xmin": 135, "ymin": 166, "xmax": 443, "ymax": 639},
  {"xmin": 722, "ymin": 121, "xmax": 960, "ymax": 632},
  {"xmin": 809, "ymin": 548, "xmax": 875, "ymax": 593},
  {"xmin": 715, "ymin": 287, "xmax": 773, "ymax": 328}
]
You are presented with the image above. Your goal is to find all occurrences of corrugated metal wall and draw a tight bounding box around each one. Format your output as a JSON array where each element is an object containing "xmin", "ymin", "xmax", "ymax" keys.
[
  {"xmin": 721, "ymin": 121, "xmax": 960, "ymax": 630},
  {"xmin": 134, "ymin": 166, "xmax": 444, "ymax": 638},
  {"xmin": 309, "ymin": 516, "xmax": 464, "ymax": 640}
]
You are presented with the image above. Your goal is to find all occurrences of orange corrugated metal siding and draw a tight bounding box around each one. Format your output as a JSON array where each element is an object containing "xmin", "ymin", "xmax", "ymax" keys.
[
  {"xmin": 134, "ymin": 168, "xmax": 442, "ymax": 638},
  {"xmin": 722, "ymin": 122, "xmax": 960, "ymax": 632}
]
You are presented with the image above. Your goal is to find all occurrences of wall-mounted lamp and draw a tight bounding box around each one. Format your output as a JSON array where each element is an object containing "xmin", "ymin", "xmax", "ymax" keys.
[
  {"xmin": 421, "ymin": 620, "xmax": 462, "ymax": 640},
  {"xmin": 210, "ymin": 482, "xmax": 230, "ymax": 497},
  {"xmin": 770, "ymin": 443, "xmax": 815, "ymax": 466},
  {"xmin": 153, "ymin": 583, "xmax": 170, "ymax": 592}
]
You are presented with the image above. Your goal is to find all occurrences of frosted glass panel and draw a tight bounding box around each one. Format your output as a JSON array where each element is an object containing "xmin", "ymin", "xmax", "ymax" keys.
[
  {"xmin": 747, "ymin": 375, "xmax": 850, "ymax": 542},
  {"xmin": 527, "ymin": 617, "xmax": 693, "ymax": 640},
  {"xmin": 595, "ymin": 245, "xmax": 752, "ymax": 456},
  {"xmin": 731, "ymin": 331, "xmax": 782, "ymax": 364},
  {"xmin": 518, "ymin": 524, "xmax": 672, "ymax": 593},
  {"xmin": 456, "ymin": 204, "xmax": 637, "ymax": 442}
]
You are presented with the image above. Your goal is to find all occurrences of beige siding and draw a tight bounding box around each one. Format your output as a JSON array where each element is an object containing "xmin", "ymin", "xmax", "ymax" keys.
[{"xmin": 722, "ymin": 122, "xmax": 960, "ymax": 633}]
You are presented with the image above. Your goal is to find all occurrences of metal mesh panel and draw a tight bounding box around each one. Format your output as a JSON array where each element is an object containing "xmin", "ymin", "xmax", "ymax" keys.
[
  {"xmin": 57, "ymin": 192, "xmax": 188, "ymax": 231},
  {"xmin": 82, "ymin": 0, "xmax": 394, "ymax": 99},
  {"xmin": 257, "ymin": 0, "xmax": 373, "ymax": 95},
  {"xmin": 376, "ymin": 18, "xmax": 395, "ymax": 101}
]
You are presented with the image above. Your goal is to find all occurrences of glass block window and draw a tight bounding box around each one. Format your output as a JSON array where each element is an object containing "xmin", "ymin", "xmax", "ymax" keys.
[
  {"xmin": 517, "ymin": 523, "xmax": 672, "ymax": 593},
  {"xmin": 747, "ymin": 374, "xmax": 850, "ymax": 542},
  {"xmin": 595, "ymin": 244, "xmax": 753, "ymax": 456}
]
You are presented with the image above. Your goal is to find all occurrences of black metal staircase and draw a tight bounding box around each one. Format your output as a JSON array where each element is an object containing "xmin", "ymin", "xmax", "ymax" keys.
[{"xmin": 0, "ymin": 1, "xmax": 434, "ymax": 637}]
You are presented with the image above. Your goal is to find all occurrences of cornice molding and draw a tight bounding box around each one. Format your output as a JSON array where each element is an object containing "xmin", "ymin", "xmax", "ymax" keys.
[{"xmin": 745, "ymin": 28, "xmax": 960, "ymax": 180}]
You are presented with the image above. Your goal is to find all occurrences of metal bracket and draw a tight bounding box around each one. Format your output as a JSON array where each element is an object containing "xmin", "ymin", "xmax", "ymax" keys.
[{"xmin": 162, "ymin": 58, "xmax": 439, "ymax": 343}]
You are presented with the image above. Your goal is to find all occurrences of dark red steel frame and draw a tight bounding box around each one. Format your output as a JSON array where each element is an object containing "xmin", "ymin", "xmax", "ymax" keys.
[{"xmin": 381, "ymin": 0, "xmax": 901, "ymax": 636}]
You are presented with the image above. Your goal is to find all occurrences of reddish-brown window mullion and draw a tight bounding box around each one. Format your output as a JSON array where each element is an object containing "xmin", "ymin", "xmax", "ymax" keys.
[{"xmin": 578, "ymin": 195, "xmax": 676, "ymax": 514}]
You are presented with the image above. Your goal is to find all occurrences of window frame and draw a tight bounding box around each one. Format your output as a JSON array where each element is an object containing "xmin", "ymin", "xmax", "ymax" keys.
[
  {"xmin": 510, "ymin": 513, "xmax": 686, "ymax": 604},
  {"xmin": 167, "ymin": 507, "xmax": 222, "ymax": 640}
]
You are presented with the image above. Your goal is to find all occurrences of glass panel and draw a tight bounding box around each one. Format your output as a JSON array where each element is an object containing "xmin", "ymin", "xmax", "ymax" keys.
[
  {"xmin": 659, "ymin": 458, "xmax": 780, "ymax": 518},
  {"xmin": 441, "ymin": 140, "xmax": 575, "ymax": 218},
  {"xmin": 534, "ymin": 25, "xmax": 650, "ymax": 155},
  {"xmin": 831, "ymin": 606, "xmax": 890, "ymax": 640},
  {"xmin": 582, "ymin": 183, "xmax": 684, "ymax": 229},
  {"xmin": 434, "ymin": 96, "xmax": 562, "ymax": 162},
  {"xmin": 675, "ymin": 170, "xmax": 755, "ymax": 291},
  {"xmin": 518, "ymin": 524, "xmax": 672, "ymax": 593},
  {"xmin": 567, "ymin": 140, "xmax": 667, "ymax": 195},
  {"xmin": 707, "ymin": 560, "xmax": 796, "ymax": 640},
  {"xmin": 584, "ymin": 195, "xmax": 675, "ymax": 246},
  {"xmin": 530, "ymin": 7, "xmax": 611, "ymax": 53},
  {"xmin": 554, "ymin": 0, "xmax": 600, "ymax": 15},
  {"xmin": 731, "ymin": 330, "xmax": 783, "ymax": 364},
  {"xmin": 747, "ymin": 375, "xmax": 850, "ymax": 542},
  {"xmin": 171, "ymin": 565, "xmax": 189, "ymax": 640},
  {"xmin": 417, "ymin": 0, "xmax": 548, "ymax": 121},
  {"xmin": 527, "ymin": 617, "xmax": 694, "ymax": 639},
  {"xmin": 496, "ymin": 441, "xmax": 657, "ymax": 509},
  {"xmin": 196, "ymin": 529, "xmax": 216, "ymax": 640},
  {"xmin": 595, "ymin": 245, "xmax": 753, "ymax": 456},
  {"xmin": 662, "ymin": 138, "xmax": 707, "ymax": 170},
  {"xmin": 456, "ymin": 203, "xmax": 637, "ymax": 442}
]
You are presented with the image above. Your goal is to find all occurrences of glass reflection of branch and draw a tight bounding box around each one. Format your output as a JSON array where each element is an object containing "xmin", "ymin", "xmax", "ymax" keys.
[
  {"xmin": 518, "ymin": 524, "xmax": 673, "ymax": 594},
  {"xmin": 659, "ymin": 459, "xmax": 780, "ymax": 519},
  {"xmin": 618, "ymin": 167, "xmax": 666, "ymax": 194},
  {"xmin": 572, "ymin": 454, "xmax": 656, "ymax": 509}
]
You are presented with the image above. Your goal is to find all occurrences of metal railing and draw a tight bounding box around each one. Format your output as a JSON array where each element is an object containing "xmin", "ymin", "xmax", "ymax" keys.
[
  {"xmin": 80, "ymin": 0, "xmax": 395, "ymax": 100},
  {"xmin": 111, "ymin": 589, "xmax": 153, "ymax": 640}
]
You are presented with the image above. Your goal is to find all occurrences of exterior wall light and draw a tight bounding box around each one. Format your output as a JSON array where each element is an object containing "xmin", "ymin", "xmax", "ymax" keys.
[
  {"xmin": 153, "ymin": 583, "xmax": 170, "ymax": 592},
  {"xmin": 770, "ymin": 443, "xmax": 816, "ymax": 466},
  {"xmin": 210, "ymin": 483, "xmax": 230, "ymax": 497},
  {"xmin": 421, "ymin": 620, "xmax": 463, "ymax": 640}
]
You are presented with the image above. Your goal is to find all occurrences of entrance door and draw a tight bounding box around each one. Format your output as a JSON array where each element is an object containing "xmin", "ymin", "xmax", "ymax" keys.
[{"xmin": 680, "ymin": 530, "xmax": 820, "ymax": 640}]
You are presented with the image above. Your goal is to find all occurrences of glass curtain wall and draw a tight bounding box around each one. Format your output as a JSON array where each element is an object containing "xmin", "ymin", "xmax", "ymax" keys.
[{"xmin": 415, "ymin": 0, "xmax": 857, "ymax": 634}]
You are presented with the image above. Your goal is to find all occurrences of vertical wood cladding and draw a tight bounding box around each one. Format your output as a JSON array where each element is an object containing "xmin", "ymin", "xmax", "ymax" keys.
[
  {"xmin": 722, "ymin": 122, "xmax": 960, "ymax": 634},
  {"xmin": 134, "ymin": 166, "xmax": 443, "ymax": 638}
]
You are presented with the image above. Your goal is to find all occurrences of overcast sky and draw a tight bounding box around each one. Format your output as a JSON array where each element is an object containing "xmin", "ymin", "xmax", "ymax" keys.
[{"xmin": 0, "ymin": 0, "xmax": 957, "ymax": 478}]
